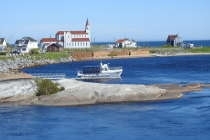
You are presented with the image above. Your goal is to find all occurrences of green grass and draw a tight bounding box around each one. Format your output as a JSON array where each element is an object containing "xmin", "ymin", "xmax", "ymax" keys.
[
  {"xmin": 148, "ymin": 47, "xmax": 186, "ymax": 54},
  {"xmin": 21, "ymin": 51, "xmax": 70, "ymax": 60},
  {"xmin": 188, "ymin": 47, "xmax": 210, "ymax": 53},
  {"xmin": 1, "ymin": 50, "xmax": 70, "ymax": 61},
  {"xmin": 0, "ymin": 56, "xmax": 10, "ymax": 60},
  {"xmin": 161, "ymin": 45, "xmax": 175, "ymax": 48},
  {"xmin": 2, "ymin": 46, "xmax": 210, "ymax": 61},
  {"xmin": 35, "ymin": 79, "xmax": 64, "ymax": 96}
]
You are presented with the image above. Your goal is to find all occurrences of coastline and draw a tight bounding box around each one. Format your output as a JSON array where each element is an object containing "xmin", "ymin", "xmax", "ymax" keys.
[
  {"xmin": 1, "ymin": 52, "xmax": 210, "ymax": 106},
  {"xmin": 72, "ymin": 52, "xmax": 210, "ymax": 62}
]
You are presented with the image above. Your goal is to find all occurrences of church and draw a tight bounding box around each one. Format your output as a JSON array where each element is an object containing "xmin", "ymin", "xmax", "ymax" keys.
[{"xmin": 41, "ymin": 19, "xmax": 91, "ymax": 50}]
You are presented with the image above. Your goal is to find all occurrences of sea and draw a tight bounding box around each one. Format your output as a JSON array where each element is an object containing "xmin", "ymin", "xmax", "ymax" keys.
[
  {"xmin": 93, "ymin": 40, "xmax": 210, "ymax": 47},
  {"xmin": 1, "ymin": 46, "xmax": 210, "ymax": 139}
]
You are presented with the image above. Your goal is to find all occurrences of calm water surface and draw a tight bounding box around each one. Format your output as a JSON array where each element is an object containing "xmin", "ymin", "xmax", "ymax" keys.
[
  {"xmin": 1, "ymin": 55, "xmax": 210, "ymax": 140},
  {"xmin": 92, "ymin": 40, "xmax": 210, "ymax": 47}
]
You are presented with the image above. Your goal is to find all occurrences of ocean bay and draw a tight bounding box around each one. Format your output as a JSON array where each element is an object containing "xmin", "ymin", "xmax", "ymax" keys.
[
  {"xmin": 1, "ymin": 0, "xmax": 210, "ymax": 139},
  {"xmin": 1, "ymin": 55, "xmax": 210, "ymax": 139},
  {"xmin": 23, "ymin": 55, "xmax": 210, "ymax": 84}
]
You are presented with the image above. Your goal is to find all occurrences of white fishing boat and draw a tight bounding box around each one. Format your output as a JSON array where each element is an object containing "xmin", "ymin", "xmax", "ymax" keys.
[{"xmin": 76, "ymin": 62, "xmax": 123, "ymax": 80}]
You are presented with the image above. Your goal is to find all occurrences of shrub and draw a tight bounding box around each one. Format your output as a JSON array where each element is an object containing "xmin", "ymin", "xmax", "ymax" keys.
[
  {"xmin": 0, "ymin": 52, "xmax": 7, "ymax": 55},
  {"xmin": 35, "ymin": 79, "xmax": 64, "ymax": 96},
  {"xmin": 30, "ymin": 48, "xmax": 39, "ymax": 55},
  {"xmin": 149, "ymin": 50, "xmax": 157, "ymax": 54}
]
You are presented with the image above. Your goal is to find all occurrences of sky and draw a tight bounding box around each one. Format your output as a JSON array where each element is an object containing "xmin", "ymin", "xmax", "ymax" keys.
[{"xmin": 0, "ymin": 0, "xmax": 210, "ymax": 43}]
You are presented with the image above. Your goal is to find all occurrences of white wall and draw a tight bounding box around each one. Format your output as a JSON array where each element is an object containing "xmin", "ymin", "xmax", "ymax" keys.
[
  {"xmin": 64, "ymin": 32, "xmax": 90, "ymax": 49},
  {"xmin": 0, "ymin": 40, "xmax": 7, "ymax": 51},
  {"xmin": 20, "ymin": 41, "xmax": 38, "ymax": 53}
]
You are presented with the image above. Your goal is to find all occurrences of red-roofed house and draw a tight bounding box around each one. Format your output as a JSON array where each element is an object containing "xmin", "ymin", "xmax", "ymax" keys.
[
  {"xmin": 115, "ymin": 38, "xmax": 137, "ymax": 48},
  {"xmin": 40, "ymin": 38, "xmax": 58, "ymax": 50},
  {"xmin": 40, "ymin": 38, "xmax": 57, "ymax": 44}
]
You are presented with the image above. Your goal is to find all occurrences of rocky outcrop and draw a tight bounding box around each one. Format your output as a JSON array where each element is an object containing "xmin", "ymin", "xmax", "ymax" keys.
[
  {"xmin": 0, "ymin": 79, "xmax": 207, "ymax": 106},
  {"xmin": 0, "ymin": 79, "xmax": 36, "ymax": 103},
  {"xmin": 33, "ymin": 79, "xmax": 167, "ymax": 106}
]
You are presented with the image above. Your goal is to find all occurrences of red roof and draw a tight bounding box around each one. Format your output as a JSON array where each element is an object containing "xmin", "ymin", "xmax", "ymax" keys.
[
  {"xmin": 72, "ymin": 38, "xmax": 90, "ymax": 42},
  {"xmin": 40, "ymin": 38, "xmax": 57, "ymax": 43},
  {"xmin": 116, "ymin": 39, "xmax": 129, "ymax": 43},
  {"xmin": 56, "ymin": 30, "xmax": 87, "ymax": 35},
  {"xmin": 70, "ymin": 31, "xmax": 87, "ymax": 34}
]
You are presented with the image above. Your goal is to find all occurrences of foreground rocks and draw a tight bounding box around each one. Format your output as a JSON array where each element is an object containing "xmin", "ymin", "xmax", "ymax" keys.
[
  {"xmin": 0, "ymin": 78, "xmax": 209, "ymax": 106},
  {"xmin": 0, "ymin": 79, "xmax": 36, "ymax": 104},
  {"xmin": 34, "ymin": 79, "xmax": 166, "ymax": 106}
]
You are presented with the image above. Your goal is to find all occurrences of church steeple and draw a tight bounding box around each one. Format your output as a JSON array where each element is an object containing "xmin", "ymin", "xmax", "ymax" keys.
[{"xmin": 85, "ymin": 18, "xmax": 90, "ymax": 33}]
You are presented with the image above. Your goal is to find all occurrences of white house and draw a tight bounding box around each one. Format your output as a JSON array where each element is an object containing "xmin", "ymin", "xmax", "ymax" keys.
[
  {"xmin": 15, "ymin": 37, "xmax": 38, "ymax": 53},
  {"xmin": 0, "ymin": 38, "xmax": 7, "ymax": 51},
  {"xmin": 115, "ymin": 39, "xmax": 137, "ymax": 48}
]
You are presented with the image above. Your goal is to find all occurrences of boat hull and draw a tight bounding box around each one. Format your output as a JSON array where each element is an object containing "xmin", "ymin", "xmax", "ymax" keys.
[{"xmin": 76, "ymin": 69, "xmax": 123, "ymax": 80}]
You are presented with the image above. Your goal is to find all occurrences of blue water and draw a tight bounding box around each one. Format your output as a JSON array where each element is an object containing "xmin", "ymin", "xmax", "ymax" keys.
[
  {"xmin": 23, "ymin": 55, "xmax": 210, "ymax": 84},
  {"xmin": 92, "ymin": 40, "xmax": 210, "ymax": 47},
  {"xmin": 1, "ymin": 55, "xmax": 210, "ymax": 140}
]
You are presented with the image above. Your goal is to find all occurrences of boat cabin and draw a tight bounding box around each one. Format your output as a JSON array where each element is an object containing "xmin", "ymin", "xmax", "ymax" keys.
[{"xmin": 82, "ymin": 66, "xmax": 101, "ymax": 74}]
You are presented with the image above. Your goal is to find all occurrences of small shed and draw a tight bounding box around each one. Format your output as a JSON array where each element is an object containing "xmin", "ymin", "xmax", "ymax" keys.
[
  {"xmin": 166, "ymin": 34, "xmax": 182, "ymax": 47},
  {"xmin": 46, "ymin": 43, "xmax": 63, "ymax": 52}
]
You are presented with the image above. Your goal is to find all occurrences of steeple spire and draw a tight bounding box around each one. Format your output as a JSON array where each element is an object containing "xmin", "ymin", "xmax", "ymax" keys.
[
  {"xmin": 85, "ymin": 18, "xmax": 90, "ymax": 27},
  {"xmin": 85, "ymin": 18, "xmax": 90, "ymax": 33}
]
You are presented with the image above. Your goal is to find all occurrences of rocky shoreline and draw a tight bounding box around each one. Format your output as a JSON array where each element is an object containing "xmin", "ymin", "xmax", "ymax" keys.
[{"xmin": 0, "ymin": 56, "xmax": 72, "ymax": 73}]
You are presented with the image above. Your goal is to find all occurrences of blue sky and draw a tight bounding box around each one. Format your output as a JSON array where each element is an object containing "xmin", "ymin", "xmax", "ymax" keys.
[{"xmin": 0, "ymin": 0, "xmax": 210, "ymax": 42}]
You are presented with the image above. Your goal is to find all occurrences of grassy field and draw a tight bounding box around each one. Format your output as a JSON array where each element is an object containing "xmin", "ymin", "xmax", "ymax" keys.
[
  {"xmin": 0, "ymin": 56, "xmax": 10, "ymax": 60},
  {"xmin": 187, "ymin": 47, "xmax": 210, "ymax": 53},
  {"xmin": 148, "ymin": 46, "xmax": 210, "ymax": 54},
  {"xmin": 0, "ymin": 52, "xmax": 70, "ymax": 61},
  {"xmin": 1, "ymin": 46, "xmax": 210, "ymax": 61},
  {"xmin": 28, "ymin": 52, "xmax": 70, "ymax": 60},
  {"xmin": 148, "ymin": 47, "xmax": 187, "ymax": 54}
]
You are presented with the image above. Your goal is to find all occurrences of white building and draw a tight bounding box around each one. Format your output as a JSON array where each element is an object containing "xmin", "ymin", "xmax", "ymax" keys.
[
  {"xmin": 15, "ymin": 37, "xmax": 38, "ymax": 53},
  {"xmin": 0, "ymin": 38, "xmax": 7, "ymax": 51},
  {"xmin": 115, "ymin": 39, "xmax": 137, "ymax": 48},
  {"xmin": 55, "ymin": 19, "xmax": 91, "ymax": 48}
]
